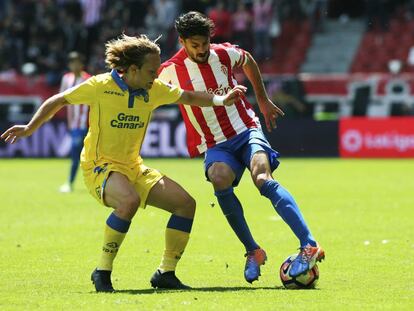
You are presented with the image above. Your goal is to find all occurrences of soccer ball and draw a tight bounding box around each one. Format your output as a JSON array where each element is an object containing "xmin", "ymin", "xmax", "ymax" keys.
[{"xmin": 279, "ymin": 254, "xmax": 319, "ymax": 289}]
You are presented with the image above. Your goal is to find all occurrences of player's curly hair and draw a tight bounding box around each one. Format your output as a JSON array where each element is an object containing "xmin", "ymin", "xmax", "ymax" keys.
[
  {"xmin": 105, "ymin": 34, "xmax": 160, "ymax": 71},
  {"xmin": 175, "ymin": 11, "xmax": 215, "ymax": 39}
]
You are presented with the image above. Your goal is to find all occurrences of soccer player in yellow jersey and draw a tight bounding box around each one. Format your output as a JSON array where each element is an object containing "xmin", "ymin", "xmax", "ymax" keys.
[{"xmin": 1, "ymin": 34, "xmax": 246, "ymax": 292}]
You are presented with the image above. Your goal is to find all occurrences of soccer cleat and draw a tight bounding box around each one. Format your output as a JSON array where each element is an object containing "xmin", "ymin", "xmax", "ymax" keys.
[
  {"xmin": 91, "ymin": 269, "xmax": 115, "ymax": 293},
  {"xmin": 150, "ymin": 270, "xmax": 191, "ymax": 289},
  {"xmin": 244, "ymin": 248, "xmax": 267, "ymax": 283},
  {"xmin": 59, "ymin": 183, "xmax": 73, "ymax": 193},
  {"xmin": 289, "ymin": 244, "xmax": 325, "ymax": 277}
]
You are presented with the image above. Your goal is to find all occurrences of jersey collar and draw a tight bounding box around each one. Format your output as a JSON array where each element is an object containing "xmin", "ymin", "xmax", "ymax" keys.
[
  {"xmin": 111, "ymin": 69, "xmax": 128, "ymax": 91},
  {"xmin": 111, "ymin": 69, "xmax": 149, "ymax": 106}
]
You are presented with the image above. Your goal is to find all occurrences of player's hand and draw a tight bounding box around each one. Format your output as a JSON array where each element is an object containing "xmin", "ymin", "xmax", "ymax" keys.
[
  {"xmin": 223, "ymin": 85, "xmax": 247, "ymax": 106},
  {"xmin": 258, "ymin": 98, "xmax": 284, "ymax": 132},
  {"xmin": 1, "ymin": 125, "xmax": 32, "ymax": 144}
]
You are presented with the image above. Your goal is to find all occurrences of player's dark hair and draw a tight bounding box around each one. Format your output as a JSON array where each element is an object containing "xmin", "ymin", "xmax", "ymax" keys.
[
  {"xmin": 105, "ymin": 34, "xmax": 160, "ymax": 71},
  {"xmin": 175, "ymin": 11, "xmax": 215, "ymax": 39}
]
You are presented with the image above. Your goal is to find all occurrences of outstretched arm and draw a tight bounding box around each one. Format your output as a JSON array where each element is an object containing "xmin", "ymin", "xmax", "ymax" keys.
[
  {"xmin": 242, "ymin": 52, "xmax": 284, "ymax": 131},
  {"xmin": 1, "ymin": 93, "xmax": 69, "ymax": 144},
  {"xmin": 177, "ymin": 85, "xmax": 247, "ymax": 107}
]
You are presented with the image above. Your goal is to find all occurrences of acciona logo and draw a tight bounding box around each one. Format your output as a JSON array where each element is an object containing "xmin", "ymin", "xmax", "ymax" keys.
[
  {"xmin": 342, "ymin": 129, "xmax": 414, "ymax": 153},
  {"xmin": 342, "ymin": 130, "xmax": 363, "ymax": 152}
]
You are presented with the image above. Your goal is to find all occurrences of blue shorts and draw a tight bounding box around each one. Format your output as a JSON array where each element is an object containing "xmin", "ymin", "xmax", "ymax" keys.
[{"xmin": 204, "ymin": 128, "xmax": 280, "ymax": 187}]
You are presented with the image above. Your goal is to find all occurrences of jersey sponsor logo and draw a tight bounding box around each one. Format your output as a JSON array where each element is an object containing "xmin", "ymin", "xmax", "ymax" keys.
[
  {"xmin": 110, "ymin": 112, "xmax": 145, "ymax": 129},
  {"xmin": 207, "ymin": 84, "xmax": 232, "ymax": 96},
  {"xmin": 104, "ymin": 90, "xmax": 125, "ymax": 96}
]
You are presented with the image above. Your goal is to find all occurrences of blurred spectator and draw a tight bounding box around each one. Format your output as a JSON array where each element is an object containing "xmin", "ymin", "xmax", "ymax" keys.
[
  {"xmin": 181, "ymin": 0, "xmax": 210, "ymax": 15},
  {"xmin": 208, "ymin": 1, "xmax": 232, "ymax": 43},
  {"xmin": 252, "ymin": 0, "xmax": 273, "ymax": 61},
  {"xmin": 285, "ymin": 0, "xmax": 305, "ymax": 21},
  {"xmin": 301, "ymin": 0, "xmax": 328, "ymax": 32},
  {"xmin": 145, "ymin": 4, "xmax": 161, "ymax": 41},
  {"xmin": 0, "ymin": 34, "xmax": 15, "ymax": 72},
  {"xmin": 8, "ymin": 0, "xmax": 409, "ymax": 81},
  {"xmin": 365, "ymin": 0, "xmax": 390, "ymax": 31},
  {"xmin": 41, "ymin": 40, "xmax": 66, "ymax": 86},
  {"xmin": 126, "ymin": 0, "xmax": 149, "ymax": 29},
  {"xmin": 154, "ymin": 0, "xmax": 178, "ymax": 56},
  {"xmin": 268, "ymin": 80, "xmax": 309, "ymax": 118},
  {"xmin": 0, "ymin": 0, "xmax": 9, "ymax": 19},
  {"xmin": 59, "ymin": 51, "xmax": 90, "ymax": 193},
  {"xmin": 87, "ymin": 42, "xmax": 106, "ymax": 74},
  {"xmin": 232, "ymin": 1, "xmax": 253, "ymax": 50},
  {"xmin": 80, "ymin": 0, "xmax": 104, "ymax": 58}
]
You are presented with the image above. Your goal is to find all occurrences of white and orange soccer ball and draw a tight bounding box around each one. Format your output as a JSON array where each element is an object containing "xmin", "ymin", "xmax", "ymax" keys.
[{"xmin": 279, "ymin": 254, "xmax": 319, "ymax": 289}]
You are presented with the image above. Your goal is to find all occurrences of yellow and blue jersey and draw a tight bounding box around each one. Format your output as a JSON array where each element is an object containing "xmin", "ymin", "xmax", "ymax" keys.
[{"xmin": 63, "ymin": 70, "xmax": 183, "ymax": 166}]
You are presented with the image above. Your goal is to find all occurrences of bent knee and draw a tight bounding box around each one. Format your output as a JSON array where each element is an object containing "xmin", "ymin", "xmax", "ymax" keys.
[
  {"xmin": 177, "ymin": 195, "xmax": 196, "ymax": 219},
  {"xmin": 208, "ymin": 165, "xmax": 234, "ymax": 190},
  {"xmin": 116, "ymin": 192, "xmax": 140, "ymax": 219},
  {"xmin": 253, "ymin": 172, "xmax": 272, "ymax": 189}
]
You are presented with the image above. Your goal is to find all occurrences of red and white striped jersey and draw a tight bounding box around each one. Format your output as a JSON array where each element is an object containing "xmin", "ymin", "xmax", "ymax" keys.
[
  {"xmin": 60, "ymin": 71, "xmax": 90, "ymax": 130},
  {"xmin": 158, "ymin": 43, "xmax": 260, "ymax": 157}
]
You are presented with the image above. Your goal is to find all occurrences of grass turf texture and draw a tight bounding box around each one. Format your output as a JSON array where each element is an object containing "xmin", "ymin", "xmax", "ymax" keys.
[{"xmin": 0, "ymin": 158, "xmax": 413, "ymax": 310}]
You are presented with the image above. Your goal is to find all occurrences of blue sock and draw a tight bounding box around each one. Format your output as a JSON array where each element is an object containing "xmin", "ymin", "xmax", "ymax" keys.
[
  {"xmin": 215, "ymin": 187, "xmax": 259, "ymax": 252},
  {"xmin": 260, "ymin": 180, "xmax": 316, "ymax": 248},
  {"xmin": 69, "ymin": 139, "xmax": 82, "ymax": 184},
  {"xmin": 69, "ymin": 158, "xmax": 79, "ymax": 184},
  {"xmin": 167, "ymin": 214, "xmax": 194, "ymax": 233},
  {"xmin": 106, "ymin": 212, "xmax": 131, "ymax": 233}
]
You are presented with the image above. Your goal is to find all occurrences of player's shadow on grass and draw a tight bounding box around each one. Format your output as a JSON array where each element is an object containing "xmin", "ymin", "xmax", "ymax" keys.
[{"xmin": 115, "ymin": 286, "xmax": 283, "ymax": 295}]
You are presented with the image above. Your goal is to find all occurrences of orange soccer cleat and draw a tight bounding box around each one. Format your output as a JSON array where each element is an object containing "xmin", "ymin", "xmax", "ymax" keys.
[
  {"xmin": 244, "ymin": 248, "xmax": 267, "ymax": 283},
  {"xmin": 289, "ymin": 244, "xmax": 325, "ymax": 277}
]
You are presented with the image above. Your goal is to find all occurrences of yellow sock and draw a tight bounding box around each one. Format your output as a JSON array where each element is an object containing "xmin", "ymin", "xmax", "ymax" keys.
[
  {"xmin": 97, "ymin": 225, "xmax": 127, "ymax": 271},
  {"xmin": 159, "ymin": 228, "xmax": 190, "ymax": 272}
]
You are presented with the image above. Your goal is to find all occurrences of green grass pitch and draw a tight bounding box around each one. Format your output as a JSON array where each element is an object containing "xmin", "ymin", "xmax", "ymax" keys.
[{"xmin": 0, "ymin": 158, "xmax": 413, "ymax": 310}]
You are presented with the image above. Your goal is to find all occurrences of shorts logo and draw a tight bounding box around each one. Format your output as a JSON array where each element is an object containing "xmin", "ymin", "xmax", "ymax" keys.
[
  {"xmin": 94, "ymin": 164, "xmax": 108, "ymax": 174},
  {"xmin": 95, "ymin": 186, "xmax": 101, "ymax": 199}
]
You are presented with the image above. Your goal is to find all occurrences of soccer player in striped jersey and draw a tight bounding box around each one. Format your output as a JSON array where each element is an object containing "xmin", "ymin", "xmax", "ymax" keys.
[
  {"xmin": 1, "ymin": 34, "xmax": 246, "ymax": 292},
  {"xmin": 158, "ymin": 12, "xmax": 325, "ymax": 282},
  {"xmin": 59, "ymin": 52, "xmax": 90, "ymax": 193}
]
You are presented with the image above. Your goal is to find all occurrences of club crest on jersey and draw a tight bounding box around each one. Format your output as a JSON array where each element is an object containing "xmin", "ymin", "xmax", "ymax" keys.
[
  {"xmin": 221, "ymin": 65, "xmax": 228, "ymax": 76},
  {"xmin": 141, "ymin": 93, "xmax": 149, "ymax": 103}
]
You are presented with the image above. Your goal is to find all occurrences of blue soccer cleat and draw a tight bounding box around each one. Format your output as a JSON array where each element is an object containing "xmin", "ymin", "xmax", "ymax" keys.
[
  {"xmin": 244, "ymin": 248, "xmax": 267, "ymax": 283},
  {"xmin": 289, "ymin": 244, "xmax": 325, "ymax": 277}
]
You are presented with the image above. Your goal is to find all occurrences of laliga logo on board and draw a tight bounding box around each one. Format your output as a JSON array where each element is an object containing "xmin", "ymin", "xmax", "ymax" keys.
[
  {"xmin": 342, "ymin": 130, "xmax": 363, "ymax": 153},
  {"xmin": 365, "ymin": 132, "xmax": 414, "ymax": 152}
]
